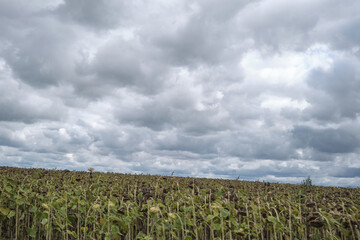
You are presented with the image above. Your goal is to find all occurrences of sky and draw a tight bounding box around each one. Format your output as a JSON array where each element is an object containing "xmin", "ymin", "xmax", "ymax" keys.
[{"xmin": 0, "ymin": 0, "xmax": 360, "ymax": 187}]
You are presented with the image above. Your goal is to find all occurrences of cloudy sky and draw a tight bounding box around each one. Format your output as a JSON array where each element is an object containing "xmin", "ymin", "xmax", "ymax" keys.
[{"xmin": 1, "ymin": 0, "xmax": 360, "ymax": 187}]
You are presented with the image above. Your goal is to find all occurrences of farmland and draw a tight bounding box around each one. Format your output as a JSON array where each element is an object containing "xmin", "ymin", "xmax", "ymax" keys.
[{"xmin": 0, "ymin": 166, "xmax": 359, "ymax": 240}]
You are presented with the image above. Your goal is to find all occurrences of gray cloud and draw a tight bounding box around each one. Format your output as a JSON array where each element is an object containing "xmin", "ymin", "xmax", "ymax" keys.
[
  {"xmin": 304, "ymin": 56, "xmax": 360, "ymax": 122},
  {"xmin": 234, "ymin": 0, "xmax": 360, "ymax": 52},
  {"xmin": 56, "ymin": 0, "xmax": 126, "ymax": 29},
  {"xmin": 0, "ymin": 127, "xmax": 23, "ymax": 148},
  {"xmin": 292, "ymin": 125, "xmax": 359, "ymax": 154},
  {"xmin": 0, "ymin": 0, "xmax": 359, "ymax": 186},
  {"xmin": 0, "ymin": 62, "xmax": 67, "ymax": 123},
  {"xmin": 329, "ymin": 167, "xmax": 360, "ymax": 178}
]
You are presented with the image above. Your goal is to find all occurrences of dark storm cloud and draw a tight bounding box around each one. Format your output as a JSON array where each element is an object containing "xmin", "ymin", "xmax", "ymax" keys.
[{"xmin": 0, "ymin": 0, "xmax": 360, "ymax": 186}]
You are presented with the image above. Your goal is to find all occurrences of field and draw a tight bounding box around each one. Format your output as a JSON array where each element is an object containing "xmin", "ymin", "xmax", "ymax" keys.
[{"xmin": 0, "ymin": 167, "xmax": 359, "ymax": 240}]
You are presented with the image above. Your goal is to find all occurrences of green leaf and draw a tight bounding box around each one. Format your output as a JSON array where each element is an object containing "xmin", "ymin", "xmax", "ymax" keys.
[
  {"xmin": 213, "ymin": 223, "xmax": 221, "ymax": 231},
  {"xmin": 7, "ymin": 211, "xmax": 15, "ymax": 219},
  {"xmin": 254, "ymin": 223, "xmax": 261, "ymax": 230},
  {"xmin": 184, "ymin": 206, "xmax": 193, "ymax": 212},
  {"xmin": 136, "ymin": 231, "xmax": 146, "ymax": 239},
  {"xmin": 58, "ymin": 224, "xmax": 65, "ymax": 230},
  {"xmin": 58, "ymin": 207, "xmax": 66, "ymax": 217},
  {"xmin": 220, "ymin": 209, "xmax": 229, "ymax": 218},
  {"xmin": 67, "ymin": 230, "xmax": 77, "ymax": 238},
  {"xmin": 111, "ymin": 225, "xmax": 121, "ymax": 235},
  {"xmin": 123, "ymin": 216, "xmax": 132, "ymax": 224},
  {"xmin": 230, "ymin": 217, "xmax": 239, "ymax": 228},
  {"xmin": 42, "ymin": 203, "xmax": 49, "ymax": 210},
  {"xmin": 5, "ymin": 186, "xmax": 12, "ymax": 192},
  {"xmin": 205, "ymin": 215, "xmax": 214, "ymax": 222},
  {"xmin": 27, "ymin": 228, "xmax": 37, "ymax": 238},
  {"xmin": 267, "ymin": 216, "xmax": 277, "ymax": 224},
  {"xmin": 216, "ymin": 190, "xmax": 224, "ymax": 197},
  {"xmin": 41, "ymin": 218, "xmax": 48, "ymax": 225},
  {"xmin": 30, "ymin": 206, "xmax": 37, "ymax": 213},
  {"xmin": 6, "ymin": 178, "xmax": 15, "ymax": 185},
  {"xmin": 0, "ymin": 207, "xmax": 10, "ymax": 216},
  {"xmin": 234, "ymin": 228, "xmax": 245, "ymax": 234}
]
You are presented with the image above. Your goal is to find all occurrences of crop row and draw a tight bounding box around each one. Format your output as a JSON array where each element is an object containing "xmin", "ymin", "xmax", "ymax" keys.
[{"xmin": 0, "ymin": 167, "xmax": 359, "ymax": 239}]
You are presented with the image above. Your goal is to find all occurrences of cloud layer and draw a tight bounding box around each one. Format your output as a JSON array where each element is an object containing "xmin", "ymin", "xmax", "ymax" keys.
[{"xmin": 1, "ymin": 0, "xmax": 360, "ymax": 186}]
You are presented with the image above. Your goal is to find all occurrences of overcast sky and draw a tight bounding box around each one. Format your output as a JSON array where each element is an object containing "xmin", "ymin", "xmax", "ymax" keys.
[{"xmin": 0, "ymin": 0, "xmax": 359, "ymax": 187}]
